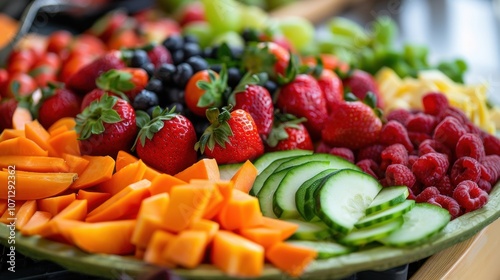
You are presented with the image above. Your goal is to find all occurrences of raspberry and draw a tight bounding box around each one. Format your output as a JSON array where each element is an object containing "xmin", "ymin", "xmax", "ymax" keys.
[
  {"xmin": 477, "ymin": 178, "xmax": 492, "ymax": 194},
  {"xmin": 415, "ymin": 186, "xmax": 440, "ymax": 203},
  {"xmin": 386, "ymin": 109, "xmax": 412, "ymax": 125},
  {"xmin": 329, "ymin": 147, "xmax": 355, "ymax": 163},
  {"xmin": 412, "ymin": 152, "xmax": 449, "ymax": 186},
  {"xmin": 450, "ymin": 157, "xmax": 481, "ymax": 186},
  {"xmin": 435, "ymin": 175, "xmax": 453, "ymax": 197},
  {"xmin": 442, "ymin": 107, "xmax": 470, "ymax": 124},
  {"xmin": 407, "ymin": 187, "xmax": 416, "ymax": 200},
  {"xmin": 408, "ymin": 154, "xmax": 419, "ymax": 169},
  {"xmin": 380, "ymin": 120, "xmax": 414, "ymax": 153},
  {"xmin": 405, "ymin": 113, "xmax": 437, "ymax": 135},
  {"xmin": 452, "ymin": 180, "xmax": 489, "ymax": 212},
  {"xmin": 418, "ymin": 139, "xmax": 453, "ymax": 160},
  {"xmin": 356, "ymin": 144, "xmax": 385, "ymax": 164},
  {"xmin": 380, "ymin": 144, "xmax": 409, "ymax": 171},
  {"xmin": 455, "ymin": 133, "xmax": 485, "ymax": 162},
  {"xmin": 422, "ymin": 92, "xmax": 449, "ymax": 116},
  {"xmin": 408, "ymin": 132, "xmax": 431, "ymax": 150},
  {"xmin": 479, "ymin": 163, "xmax": 492, "ymax": 182},
  {"xmin": 385, "ymin": 164, "xmax": 416, "ymax": 188},
  {"xmin": 481, "ymin": 155, "xmax": 500, "ymax": 183},
  {"xmin": 427, "ymin": 195, "xmax": 461, "ymax": 219},
  {"xmin": 433, "ymin": 116, "xmax": 467, "ymax": 149},
  {"xmin": 482, "ymin": 134, "xmax": 500, "ymax": 156},
  {"xmin": 316, "ymin": 141, "xmax": 332, "ymax": 154},
  {"xmin": 465, "ymin": 122, "xmax": 483, "ymax": 135},
  {"xmin": 356, "ymin": 159, "xmax": 380, "ymax": 179},
  {"xmin": 410, "ymin": 181, "xmax": 424, "ymax": 196}
]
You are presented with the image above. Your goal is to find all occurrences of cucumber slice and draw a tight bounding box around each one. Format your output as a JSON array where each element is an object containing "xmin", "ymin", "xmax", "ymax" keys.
[
  {"xmin": 218, "ymin": 163, "xmax": 243, "ymax": 181},
  {"xmin": 251, "ymin": 155, "xmax": 306, "ymax": 196},
  {"xmin": 252, "ymin": 149, "xmax": 313, "ymax": 174},
  {"xmin": 366, "ymin": 186, "xmax": 410, "ymax": 215},
  {"xmin": 355, "ymin": 200, "xmax": 415, "ymax": 228},
  {"xmin": 273, "ymin": 161, "xmax": 332, "ymax": 219},
  {"xmin": 379, "ymin": 203, "xmax": 451, "ymax": 247},
  {"xmin": 316, "ymin": 169, "xmax": 383, "ymax": 234},
  {"xmin": 340, "ymin": 217, "xmax": 404, "ymax": 246},
  {"xmin": 303, "ymin": 171, "xmax": 340, "ymax": 221},
  {"xmin": 296, "ymin": 169, "xmax": 336, "ymax": 220},
  {"xmin": 257, "ymin": 167, "xmax": 294, "ymax": 218},
  {"xmin": 286, "ymin": 240, "xmax": 354, "ymax": 259},
  {"xmin": 288, "ymin": 219, "xmax": 332, "ymax": 241},
  {"xmin": 276, "ymin": 153, "xmax": 360, "ymax": 173}
]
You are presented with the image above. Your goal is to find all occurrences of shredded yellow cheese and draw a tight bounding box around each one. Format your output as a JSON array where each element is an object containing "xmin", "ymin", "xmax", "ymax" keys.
[{"xmin": 376, "ymin": 68, "xmax": 497, "ymax": 134}]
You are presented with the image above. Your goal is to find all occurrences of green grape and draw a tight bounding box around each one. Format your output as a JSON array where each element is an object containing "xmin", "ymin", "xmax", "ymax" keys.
[
  {"xmin": 211, "ymin": 31, "xmax": 245, "ymax": 48},
  {"xmin": 328, "ymin": 17, "xmax": 370, "ymax": 48},
  {"xmin": 372, "ymin": 16, "xmax": 397, "ymax": 48},
  {"xmin": 202, "ymin": 0, "xmax": 242, "ymax": 34},
  {"xmin": 237, "ymin": 0, "xmax": 267, "ymax": 9},
  {"xmin": 240, "ymin": 5, "xmax": 269, "ymax": 30},
  {"xmin": 182, "ymin": 22, "xmax": 213, "ymax": 48},
  {"xmin": 276, "ymin": 16, "xmax": 315, "ymax": 52}
]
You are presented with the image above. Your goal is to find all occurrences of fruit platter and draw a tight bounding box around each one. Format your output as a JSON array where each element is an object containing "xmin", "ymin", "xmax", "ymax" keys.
[{"xmin": 0, "ymin": 0, "xmax": 500, "ymax": 279}]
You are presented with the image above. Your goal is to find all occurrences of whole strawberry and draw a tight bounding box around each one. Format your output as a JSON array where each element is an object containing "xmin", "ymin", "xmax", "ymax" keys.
[
  {"xmin": 75, "ymin": 94, "xmax": 137, "ymax": 158},
  {"xmin": 133, "ymin": 107, "xmax": 197, "ymax": 175},
  {"xmin": 38, "ymin": 85, "xmax": 82, "ymax": 129},
  {"xmin": 343, "ymin": 70, "xmax": 384, "ymax": 108},
  {"xmin": 230, "ymin": 73, "xmax": 273, "ymax": 139},
  {"xmin": 196, "ymin": 107, "xmax": 264, "ymax": 164},
  {"xmin": 265, "ymin": 113, "xmax": 313, "ymax": 152},
  {"xmin": 67, "ymin": 51, "xmax": 126, "ymax": 95},
  {"xmin": 321, "ymin": 100, "xmax": 382, "ymax": 150},
  {"xmin": 242, "ymin": 42, "xmax": 290, "ymax": 77},
  {"xmin": 317, "ymin": 69, "xmax": 343, "ymax": 113},
  {"xmin": 276, "ymin": 74, "xmax": 328, "ymax": 139}
]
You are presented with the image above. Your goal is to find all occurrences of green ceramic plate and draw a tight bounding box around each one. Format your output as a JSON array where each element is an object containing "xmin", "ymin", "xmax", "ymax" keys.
[{"xmin": 1, "ymin": 185, "xmax": 499, "ymax": 280}]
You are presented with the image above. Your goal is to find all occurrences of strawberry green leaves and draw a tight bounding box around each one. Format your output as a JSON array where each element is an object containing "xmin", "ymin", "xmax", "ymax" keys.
[
  {"xmin": 196, "ymin": 66, "xmax": 228, "ymax": 108},
  {"xmin": 266, "ymin": 112, "xmax": 306, "ymax": 148},
  {"xmin": 195, "ymin": 107, "xmax": 233, "ymax": 154},
  {"xmin": 75, "ymin": 94, "xmax": 122, "ymax": 140},
  {"xmin": 227, "ymin": 72, "xmax": 268, "ymax": 106},
  {"xmin": 95, "ymin": 69, "xmax": 134, "ymax": 101},
  {"xmin": 132, "ymin": 106, "xmax": 178, "ymax": 150}
]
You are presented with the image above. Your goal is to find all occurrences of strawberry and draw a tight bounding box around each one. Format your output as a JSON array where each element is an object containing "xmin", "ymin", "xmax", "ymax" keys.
[
  {"xmin": 38, "ymin": 85, "xmax": 82, "ymax": 129},
  {"xmin": 88, "ymin": 9, "xmax": 130, "ymax": 42},
  {"xmin": 0, "ymin": 99, "xmax": 18, "ymax": 130},
  {"xmin": 276, "ymin": 74, "xmax": 328, "ymax": 139},
  {"xmin": 265, "ymin": 113, "xmax": 313, "ymax": 152},
  {"xmin": 343, "ymin": 70, "xmax": 384, "ymax": 108},
  {"xmin": 196, "ymin": 107, "xmax": 264, "ymax": 164},
  {"xmin": 75, "ymin": 94, "xmax": 137, "ymax": 158},
  {"xmin": 133, "ymin": 107, "xmax": 197, "ymax": 175},
  {"xmin": 229, "ymin": 73, "xmax": 273, "ymax": 138},
  {"xmin": 177, "ymin": 2, "xmax": 206, "ymax": 26},
  {"xmin": 317, "ymin": 69, "xmax": 343, "ymax": 113},
  {"xmin": 242, "ymin": 42, "xmax": 290, "ymax": 77},
  {"xmin": 147, "ymin": 44, "xmax": 172, "ymax": 68},
  {"xmin": 67, "ymin": 51, "xmax": 126, "ymax": 95},
  {"xmin": 321, "ymin": 100, "xmax": 382, "ymax": 150},
  {"xmin": 80, "ymin": 89, "xmax": 108, "ymax": 111}
]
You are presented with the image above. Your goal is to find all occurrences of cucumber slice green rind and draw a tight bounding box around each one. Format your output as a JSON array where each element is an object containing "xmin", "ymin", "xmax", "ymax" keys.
[
  {"xmin": 316, "ymin": 169, "xmax": 383, "ymax": 234},
  {"xmin": 276, "ymin": 153, "xmax": 361, "ymax": 173},
  {"xmin": 366, "ymin": 186, "xmax": 410, "ymax": 215},
  {"xmin": 273, "ymin": 161, "xmax": 332, "ymax": 219},
  {"xmin": 303, "ymin": 171, "xmax": 341, "ymax": 221},
  {"xmin": 340, "ymin": 217, "xmax": 404, "ymax": 246},
  {"xmin": 288, "ymin": 219, "xmax": 333, "ymax": 241},
  {"xmin": 355, "ymin": 200, "xmax": 415, "ymax": 229},
  {"xmin": 380, "ymin": 203, "xmax": 451, "ymax": 247},
  {"xmin": 285, "ymin": 240, "xmax": 354, "ymax": 259},
  {"xmin": 296, "ymin": 169, "xmax": 336, "ymax": 220},
  {"xmin": 252, "ymin": 149, "xmax": 313, "ymax": 174},
  {"xmin": 251, "ymin": 155, "xmax": 303, "ymax": 196},
  {"xmin": 258, "ymin": 167, "xmax": 295, "ymax": 218},
  {"xmin": 218, "ymin": 163, "xmax": 243, "ymax": 181}
]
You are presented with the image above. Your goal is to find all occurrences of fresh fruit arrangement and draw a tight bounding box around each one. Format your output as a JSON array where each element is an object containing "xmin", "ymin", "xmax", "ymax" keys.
[{"xmin": 0, "ymin": 0, "xmax": 499, "ymax": 278}]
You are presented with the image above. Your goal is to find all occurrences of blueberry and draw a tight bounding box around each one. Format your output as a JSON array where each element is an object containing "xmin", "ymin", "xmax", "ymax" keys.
[
  {"xmin": 172, "ymin": 63, "xmax": 194, "ymax": 88},
  {"xmin": 169, "ymin": 102, "xmax": 185, "ymax": 114},
  {"xmin": 186, "ymin": 56, "xmax": 209, "ymax": 73},
  {"xmin": 171, "ymin": 50, "xmax": 185, "ymax": 65},
  {"xmin": 264, "ymin": 80, "xmax": 278, "ymax": 94},
  {"xmin": 130, "ymin": 49, "xmax": 150, "ymax": 67},
  {"xmin": 227, "ymin": 67, "xmax": 242, "ymax": 89},
  {"xmin": 183, "ymin": 43, "xmax": 201, "ymax": 59},
  {"xmin": 132, "ymin": 89, "xmax": 160, "ymax": 111},
  {"xmin": 141, "ymin": 62, "xmax": 155, "ymax": 78},
  {"xmin": 209, "ymin": 64, "xmax": 222, "ymax": 73},
  {"xmin": 229, "ymin": 46, "xmax": 243, "ymax": 60},
  {"xmin": 162, "ymin": 87, "xmax": 185, "ymax": 104},
  {"xmin": 183, "ymin": 34, "xmax": 199, "ymax": 44},
  {"xmin": 202, "ymin": 47, "xmax": 214, "ymax": 58},
  {"xmin": 155, "ymin": 63, "xmax": 176, "ymax": 84},
  {"xmin": 210, "ymin": 46, "xmax": 219, "ymax": 59},
  {"xmin": 145, "ymin": 78, "xmax": 163, "ymax": 93},
  {"xmin": 162, "ymin": 35, "xmax": 183, "ymax": 52}
]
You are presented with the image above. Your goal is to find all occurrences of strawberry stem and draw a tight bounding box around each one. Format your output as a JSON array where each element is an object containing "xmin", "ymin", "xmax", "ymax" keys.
[
  {"xmin": 195, "ymin": 107, "xmax": 234, "ymax": 154},
  {"xmin": 131, "ymin": 106, "xmax": 178, "ymax": 151},
  {"xmin": 75, "ymin": 94, "xmax": 122, "ymax": 140}
]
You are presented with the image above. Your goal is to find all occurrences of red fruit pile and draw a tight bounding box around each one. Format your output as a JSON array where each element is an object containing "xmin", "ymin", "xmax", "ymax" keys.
[{"xmin": 318, "ymin": 92, "xmax": 500, "ymax": 219}]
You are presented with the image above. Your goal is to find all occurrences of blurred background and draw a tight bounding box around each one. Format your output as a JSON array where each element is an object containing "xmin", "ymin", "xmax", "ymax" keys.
[{"xmin": 1, "ymin": 0, "xmax": 499, "ymax": 97}]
